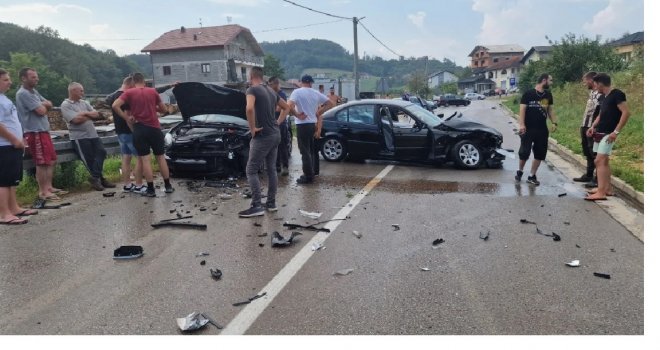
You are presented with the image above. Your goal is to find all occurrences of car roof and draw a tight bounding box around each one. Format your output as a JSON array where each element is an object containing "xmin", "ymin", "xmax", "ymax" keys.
[{"xmin": 339, "ymin": 99, "xmax": 416, "ymax": 108}]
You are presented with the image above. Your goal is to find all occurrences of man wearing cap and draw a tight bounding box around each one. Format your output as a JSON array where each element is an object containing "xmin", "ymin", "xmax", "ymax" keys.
[{"xmin": 288, "ymin": 75, "xmax": 335, "ymax": 184}]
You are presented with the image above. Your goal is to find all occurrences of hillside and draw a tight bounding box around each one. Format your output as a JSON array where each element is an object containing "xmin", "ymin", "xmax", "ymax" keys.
[
  {"xmin": 0, "ymin": 22, "xmax": 140, "ymax": 101},
  {"xmin": 260, "ymin": 39, "xmax": 469, "ymax": 86}
]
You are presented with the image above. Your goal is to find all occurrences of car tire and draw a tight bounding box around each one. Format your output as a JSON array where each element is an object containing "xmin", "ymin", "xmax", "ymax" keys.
[
  {"xmin": 321, "ymin": 137, "xmax": 347, "ymax": 162},
  {"xmin": 453, "ymin": 140, "xmax": 483, "ymax": 169}
]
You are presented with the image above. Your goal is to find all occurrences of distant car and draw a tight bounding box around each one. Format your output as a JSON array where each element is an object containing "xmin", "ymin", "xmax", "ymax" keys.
[
  {"xmin": 426, "ymin": 100, "xmax": 437, "ymax": 111},
  {"xmin": 465, "ymin": 92, "xmax": 485, "ymax": 100},
  {"xmin": 439, "ymin": 94, "xmax": 471, "ymax": 107},
  {"xmin": 482, "ymin": 89, "xmax": 497, "ymax": 97}
]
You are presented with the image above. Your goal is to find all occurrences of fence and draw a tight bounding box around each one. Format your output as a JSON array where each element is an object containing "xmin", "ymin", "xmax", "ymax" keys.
[{"xmin": 22, "ymin": 134, "xmax": 120, "ymax": 170}]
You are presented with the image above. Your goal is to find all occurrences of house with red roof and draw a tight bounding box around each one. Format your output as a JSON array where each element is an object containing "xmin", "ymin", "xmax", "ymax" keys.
[{"xmin": 142, "ymin": 24, "xmax": 264, "ymax": 87}]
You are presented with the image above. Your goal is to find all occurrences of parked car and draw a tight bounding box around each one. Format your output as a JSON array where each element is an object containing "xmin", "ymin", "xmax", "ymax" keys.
[
  {"xmin": 482, "ymin": 89, "xmax": 497, "ymax": 97},
  {"xmin": 165, "ymin": 82, "xmax": 292, "ymax": 176},
  {"xmin": 465, "ymin": 92, "xmax": 486, "ymax": 100},
  {"xmin": 319, "ymin": 99, "xmax": 505, "ymax": 169},
  {"xmin": 426, "ymin": 100, "xmax": 437, "ymax": 111},
  {"xmin": 438, "ymin": 94, "xmax": 471, "ymax": 107}
]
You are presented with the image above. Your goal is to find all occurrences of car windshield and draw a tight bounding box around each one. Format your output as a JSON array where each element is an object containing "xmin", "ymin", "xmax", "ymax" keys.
[
  {"xmin": 190, "ymin": 114, "xmax": 248, "ymax": 126},
  {"xmin": 406, "ymin": 103, "xmax": 443, "ymax": 127}
]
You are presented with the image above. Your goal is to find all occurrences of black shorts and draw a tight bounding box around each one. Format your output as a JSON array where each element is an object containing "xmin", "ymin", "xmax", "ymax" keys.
[
  {"xmin": 0, "ymin": 145, "xmax": 23, "ymax": 187},
  {"xmin": 518, "ymin": 129, "xmax": 549, "ymax": 161},
  {"xmin": 132, "ymin": 123, "xmax": 165, "ymax": 156}
]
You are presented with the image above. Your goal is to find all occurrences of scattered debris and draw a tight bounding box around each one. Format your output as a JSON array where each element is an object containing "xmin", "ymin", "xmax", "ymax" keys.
[
  {"xmin": 432, "ymin": 238, "xmax": 445, "ymax": 248},
  {"xmin": 610, "ymin": 248, "xmax": 616, "ymax": 253},
  {"xmin": 311, "ymin": 242, "xmax": 326, "ymax": 251},
  {"xmin": 420, "ymin": 267, "xmax": 430, "ymax": 271},
  {"xmin": 299, "ymin": 209, "xmax": 322, "ymax": 219},
  {"xmin": 479, "ymin": 231, "xmax": 490, "ymax": 241},
  {"xmin": 176, "ymin": 312, "xmax": 209, "ymax": 332},
  {"xmin": 151, "ymin": 217, "xmax": 207, "ymax": 230},
  {"xmin": 173, "ymin": 200, "xmax": 183, "ymax": 203},
  {"xmin": 520, "ymin": 219, "xmax": 536, "ymax": 225},
  {"xmin": 257, "ymin": 232, "xmax": 268, "ymax": 237},
  {"xmin": 283, "ymin": 222, "xmax": 331, "ymax": 232},
  {"xmin": 205, "ymin": 180, "xmax": 238, "ymax": 189},
  {"xmin": 210, "ymin": 268, "xmax": 223, "ymax": 280},
  {"xmin": 593, "ymin": 272, "xmax": 611, "ymax": 279},
  {"xmin": 271, "ymin": 231, "xmax": 302, "ymax": 247},
  {"xmin": 196, "ymin": 252, "xmax": 209, "ymax": 257},
  {"xmin": 576, "ymin": 244, "xmax": 581, "ymax": 248},
  {"xmin": 563, "ymin": 221, "xmax": 571, "ymax": 225},
  {"xmin": 219, "ymin": 194, "xmax": 232, "ymax": 200},
  {"xmin": 552, "ymin": 232, "xmax": 561, "ymax": 241},
  {"xmin": 200, "ymin": 260, "xmax": 206, "ymax": 266},
  {"xmin": 333, "ymin": 268, "xmax": 354, "ymax": 276},
  {"xmin": 558, "ymin": 193, "xmax": 567, "ymax": 197},
  {"xmin": 201, "ymin": 313, "xmax": 223, "ymax": 330},
  {"xmin": 352, "ymin": 230, "xmax": 362, "ymax": 239},
  {"xmin": 258, "ymin": 243, "xmax": 265, "ymax": 247},
  {"xmin": 392, "ymin": 224, "xmax": 400, "ymax": 231},
  {"xmin": 232, "ymin": 292, "xmax": 267, "ymax": 307},
  {"xmin": 32, "ymin": 199, "xmax": 71, "ymax": 209},
  {"xmin": 102, "ymin": 192, "xmax": 116, "ymax": 197},
  {"xmin": 113, "ymin": 245, "xmax": 144, "ymax": 260},
  {"xmin": 565, "ymin": 260, "xmax": 580, "ymax": 267},
  {"xmin": 253, "ymin": 222, "xmax": 262, "ymax": 227}
]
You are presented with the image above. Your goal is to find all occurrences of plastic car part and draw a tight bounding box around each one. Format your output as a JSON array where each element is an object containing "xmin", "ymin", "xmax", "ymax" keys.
[
  {"xmin": 283, "ymin": 223, "xmax": 331, "ymax": 232},
  {"xmin": 271, "ymin": 231, "xmax": 302, "ymax": 247},
  {"xmin": 565, "ymin": 260, "xmax": 580, "ymax": 267},
  {"xmin": 333, "ymin": 268, "xmax": 354, "ymax": 276},
  {"xmin": 210, "ymin": 268, "xmax": 223, "ymax": 280},
  {"xmin": 113, "ymin": 245, "xmax": 144, "ymax": 260},
  {"xmin": 176, "ymin": 312, "xmax": 209, "ymax": 332},
  {"xmin": 232, "ymin": 292, "xmax": 267, "ymax": 307},
  {"xmin": 593, "ymin": 272, "xmax": 611, "ymax": 279}
]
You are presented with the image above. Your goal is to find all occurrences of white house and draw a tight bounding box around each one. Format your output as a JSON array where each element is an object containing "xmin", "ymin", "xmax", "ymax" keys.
[{"xmin": 427, "ymin": 71, "xmax": 458, "ymax": 89}]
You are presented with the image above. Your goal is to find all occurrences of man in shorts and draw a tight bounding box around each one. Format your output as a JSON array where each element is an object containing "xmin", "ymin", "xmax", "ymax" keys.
[
  {"xmin": 516, "ymin": 73, "xmax": 558, "ymax": 186},
  {"xmin": 106, "ymin": 76, "xmax": 145, "ymax": 193},
  {"xmin": 111, "ymin": 72, "xmax": 173, "ymax": 197},
  {"xmin": 16, "ymin": 67, "xmax": 64, "ymax": 201},
  {"xmin": 0, "ymin": 68, "xmax": 36, "ymax": 225},
  {"xmin": 61, "ymin": 82, "xmax": 115, "ymax": 191},
  {"xmin": 585, "ymin": 73, "xmax": 630, "ymax": 201}
]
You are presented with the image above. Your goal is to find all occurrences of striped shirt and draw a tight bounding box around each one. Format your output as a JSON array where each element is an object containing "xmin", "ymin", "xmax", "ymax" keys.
[{"xmin": 289, "ymin": 87, "xmax": 329, "ymax": 125}]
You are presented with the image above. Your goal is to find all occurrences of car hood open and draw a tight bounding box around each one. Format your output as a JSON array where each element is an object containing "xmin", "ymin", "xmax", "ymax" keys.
[{"xmin": 173, "ymin": 82, "xmax": 246, "ymax": 121}]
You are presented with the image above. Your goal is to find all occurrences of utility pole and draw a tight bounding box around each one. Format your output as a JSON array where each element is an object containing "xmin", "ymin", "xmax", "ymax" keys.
[{"xmin": 353, "ymin": 17, "xmax": 360, "ymax": 100}]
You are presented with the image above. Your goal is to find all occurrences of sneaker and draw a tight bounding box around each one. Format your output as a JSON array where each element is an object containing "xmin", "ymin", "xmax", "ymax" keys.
[
  {"xmin": 296, "ymin": 175, "xmax": 314, "ymax": 184},
  {"xmin": 238, "ymin": 206, "xmax": 265, "ymax": 218},
  {"xmin": 527, "ymin": 175, "xmax": 540, "ymax": 186},
  {"xmin": 264, "ymin": 202, "xmax": 278, "ymax": 212},
  {"xmin": 123, "ymin": 184, "xmax": 136, "ymax": 193},
  {"xmin": 573, "ymin": 174, "xmax": 593, "ymax": 182},
  {"xmin": 281, "ymin": 166, "xmax": 289, "ymax": 176},
  {"xmin": 132, "ymin": 185, "xmax": 147, "ymax": 194},
  {"xmin": 101, "ymin": 177, "xmax": 116, "ymax": 188},
  {"xmin": 515, "ymin": 170, "xmax": 523, "ymax": 182},
  {"xmin": 89, "ymin": 177, "xmax": 104, "ymax": 191},
  {"xmin": 143, "ymin": 188, "xmax": 157, "ymax": 197},
  {"xmin": 164, "ymin": 185, "xmax": 175, "ymax": 194}
]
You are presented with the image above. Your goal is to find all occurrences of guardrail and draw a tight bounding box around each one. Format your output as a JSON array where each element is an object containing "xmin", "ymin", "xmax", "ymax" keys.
[{"xmin": 22, "ymin": 134, "xmax": 120, "ymax": 170}]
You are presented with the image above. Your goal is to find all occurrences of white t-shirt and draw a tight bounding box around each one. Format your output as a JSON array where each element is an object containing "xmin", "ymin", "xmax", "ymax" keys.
[
  {"xmin": 0, "ymin": 94, "xmax": 23, "ymax": 146},
  {"xmin": 289, "ymin": 87, "xmax": 330, "ymax": 125}
]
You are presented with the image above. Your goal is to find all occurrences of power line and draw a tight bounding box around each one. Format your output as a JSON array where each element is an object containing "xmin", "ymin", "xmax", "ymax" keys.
[
  {"xmin": 282, "ymin": 0, "xmax": 352, "ymax": 20},
  {"xmin": 358, "ymin": 21, "xmax": 401, "ymax": 58},
  {"xmin": 253, "ymin": 19, "xmax": 344, "ymax": 33}
]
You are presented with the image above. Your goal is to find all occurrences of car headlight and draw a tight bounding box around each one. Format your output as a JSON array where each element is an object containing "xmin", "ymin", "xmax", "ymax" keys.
[{"xmin": 164, "ymin": 132, "xmax": 173, "ymax": 147}]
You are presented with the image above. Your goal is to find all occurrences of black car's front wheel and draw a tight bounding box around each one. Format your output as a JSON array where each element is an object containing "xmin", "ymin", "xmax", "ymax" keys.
[
  {"xmin": 321, "ymin": 137, "xmax": 347, "ymax": 162},
  {"xmin": 453, "ymin": 140, "xmax": 483, "ymax": 169}
]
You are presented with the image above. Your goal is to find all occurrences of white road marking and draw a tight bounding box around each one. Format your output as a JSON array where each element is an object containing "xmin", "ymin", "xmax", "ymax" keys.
[{"xmin": 220, "ymin": 164, "xmax": 395, "ymax": 335}]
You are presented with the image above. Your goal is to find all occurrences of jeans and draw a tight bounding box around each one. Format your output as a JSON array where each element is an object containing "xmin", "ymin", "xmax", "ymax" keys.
[
  {"xmin": 580, "ymin": 126, "xmax": 596, "ymax": 177},
  {"xmin": 71, "ymin": 138, "xmax": 107, "ymax": 179},
  {"xmin": 276, "ymin": 122, "xmax": 289, "ymax": 169},
  {"xmin": 296, "ymin": 123, "xmax": 318, "ymax": 177},
  {"xmin": 246, "ymin": 132, "xmax": 280, "ymax": 208}
]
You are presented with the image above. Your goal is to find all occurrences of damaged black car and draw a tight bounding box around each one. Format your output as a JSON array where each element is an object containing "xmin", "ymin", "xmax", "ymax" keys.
[
  {"xmin": 165, "ymin": 82, "xmax": 291, "ymax": 176},
  {"xmin": 320, "ymin": 99, "xmax": 507, "ymax": 169}
]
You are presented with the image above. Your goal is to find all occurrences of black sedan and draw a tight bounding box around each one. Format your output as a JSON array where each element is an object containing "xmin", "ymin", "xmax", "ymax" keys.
[
  {"xmin": 439, "ymin": 94, "xmax": 471, "ymax": 107},
  {"xmin": 165, "ymin": 82, "xmax": 291, "ymax": 176},
  {"xmin": 319, "ymin": 99, "xmax": 505, "ymax": 169}
]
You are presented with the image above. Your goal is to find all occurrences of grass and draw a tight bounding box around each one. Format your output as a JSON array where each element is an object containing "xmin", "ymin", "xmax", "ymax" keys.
[
  {"xmin": 16, "ymin": 155, "xmax": 160, "ymax": 206},
  {"xmin": 502, "ymin": 69, "xmax": 644, "ymax": 192}
]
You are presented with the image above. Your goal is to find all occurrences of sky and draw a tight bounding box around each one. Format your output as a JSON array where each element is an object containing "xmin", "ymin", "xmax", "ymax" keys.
[{"xmin": 0, "ymin": 0, "xmax": 646, "ymax": 66}]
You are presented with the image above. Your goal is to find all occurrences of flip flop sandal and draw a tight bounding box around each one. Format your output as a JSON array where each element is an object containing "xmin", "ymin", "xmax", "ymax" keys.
[
  {"xmin": 584, "ymin": 197, "xmax": 608, "ymax": 201},
  {"xmin": 52, "ymin": 189, "xmax": 69, "ymax": 195},
  {"xmin": 586, "ymin": 189, "xmax": 615, "ymax": 196},
  {"xmin": 16, "ymin": 209, "xmax": 38, "ymax": 216},
  {"xmin": 0, "ymin": 217, "xmax": 28, "ymax": 225},
  {"xmin": 41, "ymin": 194, "xmax": 62, "ymax": 201}
]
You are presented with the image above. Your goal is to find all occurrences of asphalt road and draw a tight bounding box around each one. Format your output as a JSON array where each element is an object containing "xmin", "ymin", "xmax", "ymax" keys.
[{"xmin": 0, "ymin": 99, "xmax": 643, "ymax": 335}]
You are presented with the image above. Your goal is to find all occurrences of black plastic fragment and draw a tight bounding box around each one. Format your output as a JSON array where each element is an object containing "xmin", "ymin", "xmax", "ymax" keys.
[
  {"xmin": 552, "ymin": 232, "xmax": 561, "ymax": 241},
  {"xmin": 392, "ymin": 224, "xmax": 400, "ymax": 231},
  {"xmin": 520, "ymin": 219, "xmax": 536, "ymax": 225},
  {"xmin": 113, "ymin": 245, "xmax": 144, "ymax": 260},
  {"xmin": 432, "ymin": 238, "xmax": 445, "ymax": 246},
  {"xmin": 479, "ymin": 231, "xmax": 490, "ymax": 241},
  {"xmin": 558, "ymin": 193, "xmax": 567, "ymax": 197},
  {"xmin": 576, "ymin": 244, "xmax": 581, "ymax": 248},
  {"xmin": 103, "ymin": 192, "xmax": 116, "ymax": 197},
  {"xmin": 200, "ymin": 260, "xmax": 206, "ymax": 266},
  {"xmin": 283, "ymin": 222, "xmax": 330, "ymax": 232},
  {"xmin": 232, "ymin": 292, "xmax": 267, "ymax": 307},
  {"xmin": 210, "ymin": 268, "xmax": 223, "ymax": 280},
  {"xmin": 151, "ymin": 221, "xmax": 207, "ymax": 230},
  {"xmin": 201, "ymin": 313, "xmax": 223, "ymax": 330},
  {"xmin": 253, "ymin": 222, "xmax": 262, "ymax": 227},
  {"xmin": 594, "ymin": 272, "xmax": 611, "ymax": 279},
  {"xmin": 271, "ymin": 231, "xmax": 302, "ymax": 247}
]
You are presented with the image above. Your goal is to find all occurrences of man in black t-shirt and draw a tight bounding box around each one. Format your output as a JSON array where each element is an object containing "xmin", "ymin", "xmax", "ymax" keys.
[
  {"xmin": 239, "ymin": 67, "xmax": 290, "ymax": 218},
  {"xmin": 516, "ymin": 73, "xmax": 558, "ymax": 186},
  {"xmin": 585, "ymin": 73, "xmax": 630, "ymax": 201}
]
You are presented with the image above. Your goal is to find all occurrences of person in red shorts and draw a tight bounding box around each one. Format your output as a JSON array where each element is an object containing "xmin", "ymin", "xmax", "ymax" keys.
[
  {"xmin": 112, "ymin": 72, "xmax": 173, "ymax": 197},
  {"xmin": 15, "ymin": 67, "xmax": 66, "ymax": 201}
]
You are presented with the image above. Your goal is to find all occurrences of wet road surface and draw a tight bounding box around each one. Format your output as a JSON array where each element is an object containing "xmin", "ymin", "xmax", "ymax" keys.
[{"xmin": 0, "ymin": 99, "xmax": 643, "ymax": 335}]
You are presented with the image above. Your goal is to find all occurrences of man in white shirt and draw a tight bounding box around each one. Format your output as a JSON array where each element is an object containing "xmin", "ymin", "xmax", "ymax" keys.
[{"xmin": 287, "ymin": 75, "xmax": 335, "ymax": 184}]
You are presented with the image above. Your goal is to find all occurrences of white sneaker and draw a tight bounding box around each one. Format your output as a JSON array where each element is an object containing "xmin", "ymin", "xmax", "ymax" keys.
[{"xmin": 132, "ymin": 185, "xmax": 147, "ymax": 194}]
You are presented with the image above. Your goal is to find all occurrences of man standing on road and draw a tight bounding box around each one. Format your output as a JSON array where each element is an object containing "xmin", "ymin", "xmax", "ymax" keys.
[
  {"xmin": 111, "ymin": 73, "xmax": 173, "ymax": 197},
  {"xmin": 515, "ymin": 73, "xmax": 558, "ymax": 186},
  {"xmin": 287, "ymin": 75, "xmax": 335, "ymax": 184},
  {"xmin": 16, "ymin": 68, "xmax": 65, "ymax": 201},
  {"xmin": 239, "ymin": 67, "xmax": 290, "ymax": 218},
  {"xmin": 573, "ymin": 71, "xmax": 603, "ymax": 186},
  {"xmin": 61, "ymin": 82, "xmax": 115, "ymax": 191},
  {"xmin": 267, "ymin": 76, "xmax": 290, "ymax": 177},
  {"xmin": 0, "ymin": 68, "xmax": 36, "ymax": 225},
  {"xmin": 585, "ymin": 73, "xmax": 630, "ymax": 201}
]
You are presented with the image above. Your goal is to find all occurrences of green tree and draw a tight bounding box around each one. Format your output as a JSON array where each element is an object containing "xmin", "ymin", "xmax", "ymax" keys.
[
  {"xmin": 263, "ymin": 53, "xmax": 285, "ymax": 79},
  {"xmin": 440, "ymin": 82, "xmax": 458, "ymax": 94},
  {"xmin": 407, "ymin": 71, "xmax": 431, "ymax": 97},
  {"xmin": 518, "ymin": 60, "xmax": 548, "ymax": 93},
  {"xmin": 0, "ymin": 52, "xmax": 69, "ymax": 103}
]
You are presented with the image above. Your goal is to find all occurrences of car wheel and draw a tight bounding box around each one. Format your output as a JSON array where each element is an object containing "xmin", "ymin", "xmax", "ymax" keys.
[
  {"xmin": 453, "ymin": 140, "xmax": 483, "ymax": 169},
  {"xmin": 321, "ymin": 137, "xmax": 347, "ymax": 162}
]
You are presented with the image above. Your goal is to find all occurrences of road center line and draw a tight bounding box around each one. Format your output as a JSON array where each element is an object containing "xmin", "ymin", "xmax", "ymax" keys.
[{"xmin": 220, "ymin": 164, "xmax": 395, "ymax": 335}]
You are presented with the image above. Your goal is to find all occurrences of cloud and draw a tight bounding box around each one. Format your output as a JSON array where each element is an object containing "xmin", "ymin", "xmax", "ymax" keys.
[
  {"xmin": 207, "ymin": 0, "xmax": 267, "ymax": 6},
  {"xmin": 583, "ymin": 0, "xmax": 643, "ymax": 38},
  {"xmin": 89, "ymin": 24, "xmax": 109, "ymax": 36},
  {"xmin": 407, "ymin": 11, "xmax": 426, "ymax": 30},
  {"xmin": 471, "ymin": 0, "xmax": 548, "ymax": 45}
]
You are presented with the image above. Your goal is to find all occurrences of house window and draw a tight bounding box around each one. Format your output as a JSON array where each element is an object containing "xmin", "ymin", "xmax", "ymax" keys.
[
  {"xmin": 163, "ymin": 66, "xmax": 171, "ymax": 76},
  {"xmin": 493, "ymin": 58, "xmax": 499, "ymax": 63},
  {"xmin": 202, "ymin": 63, "xmax": 211, "ymax": 73},
  {"xmin": 501, "ymin": 69, "xmax": 507, "ymax": 75}
]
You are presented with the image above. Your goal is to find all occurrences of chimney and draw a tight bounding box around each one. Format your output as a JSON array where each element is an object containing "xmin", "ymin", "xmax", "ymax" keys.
[{"xmin": 180, "ymin": 26, "xmax": 186, "ymax": 33}]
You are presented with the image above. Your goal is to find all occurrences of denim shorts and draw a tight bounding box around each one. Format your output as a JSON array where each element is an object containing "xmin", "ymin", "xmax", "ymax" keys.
[{"xmin": 117, "ymin": 133, "xmax": 138, "ymax": 156}]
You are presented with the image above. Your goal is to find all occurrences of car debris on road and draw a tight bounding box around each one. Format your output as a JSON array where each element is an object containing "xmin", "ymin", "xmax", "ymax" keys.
[
  {"xmin": 333, "ymin": 268, "xmax": 354, "ymax": 276},
  {"xmin": 210, "ymin": 268, "xmax": 223, "ymax": 280},
  {"xmin": 594, "ymin": 272, "xmax": 611, "ymax": 279},
  {"xmin": 113, "ymin": 245, "xmax": 144, "ymax": 260},
  {"xmin": 565, "ymin": 260, "xmax": 580, "ymax": 267},
  {"xmin": 232, "ymin": 292, "xmax": 267, "ymax": 307},
  {"xmin": 271, "ymin": 231, "xmax": 302, "ymax": 247},
  {"xmin": 176, "ymin": 312, "xmax": 210, "ymax": 332},
  {"xmin": 299, "ymin": 209, "xmax": 322, "ymax": 219}
]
